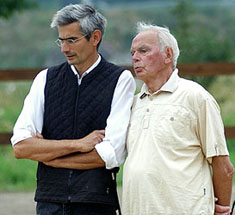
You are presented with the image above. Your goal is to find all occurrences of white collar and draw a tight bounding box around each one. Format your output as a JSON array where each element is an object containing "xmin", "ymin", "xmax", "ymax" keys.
[
  {"xmin": 140, "ymin": 68, "xmax": 179, "ymax": 98},
  {"xmin": 70, "ymin": 54, "xmax": 101, "ymax": 79}
]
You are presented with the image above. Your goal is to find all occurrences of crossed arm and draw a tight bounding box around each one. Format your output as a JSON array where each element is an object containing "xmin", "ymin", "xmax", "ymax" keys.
[{"xmin": 14, "ymin": 130, "xmax": 105, "ymax": 169}]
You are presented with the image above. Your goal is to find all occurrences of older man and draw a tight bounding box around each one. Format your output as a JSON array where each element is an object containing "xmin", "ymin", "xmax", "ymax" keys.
[{"xmin": 122, "ymin": 22, "xmax": 234, "ymax": 215}]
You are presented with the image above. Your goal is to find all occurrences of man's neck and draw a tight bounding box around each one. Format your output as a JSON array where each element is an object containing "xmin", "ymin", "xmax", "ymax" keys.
[
  {"xmin": 74, "ymin": 53, "xmax": 99, "ymax": 76},
  {"xmin": 146, "ymin": 69, "xmax": 173, "ymax": 94}
]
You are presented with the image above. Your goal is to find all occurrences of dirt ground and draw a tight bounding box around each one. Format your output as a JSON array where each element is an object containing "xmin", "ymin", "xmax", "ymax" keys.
[
  {"xmin": 0, "ymin": 192, "xmax": 36, "ymax": 215},
  {"xmin": 0, "ymin": 187, "xmax": 235, "ymax": 215},
  {"xmin": 0, "ymin": 189, "xmax": 122, "ymax": 215}
]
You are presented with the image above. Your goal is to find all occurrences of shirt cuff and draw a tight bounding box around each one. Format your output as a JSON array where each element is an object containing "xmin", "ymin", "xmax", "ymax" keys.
[
  {"xmin": 95, "ymin": 140, "xmax": 119, "ymax": 169},
  {"xmin": 206, "ymin": 144, "xmax": 229, "ymax": 164},
  {"xmin": 11, "ymin": 130, "xmax": 33, "ymax": 146}
]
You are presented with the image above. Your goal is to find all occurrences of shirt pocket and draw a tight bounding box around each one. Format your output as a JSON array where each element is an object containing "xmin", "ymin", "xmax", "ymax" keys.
[{"xmin": 152, "ymin": 105, "xmax": 192, "ymax": 146}]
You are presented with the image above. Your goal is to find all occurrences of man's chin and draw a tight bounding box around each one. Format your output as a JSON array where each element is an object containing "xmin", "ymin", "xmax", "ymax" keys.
[{"xmin": 66, "ymin": 59, "xmax": 75, "ymax": 65}]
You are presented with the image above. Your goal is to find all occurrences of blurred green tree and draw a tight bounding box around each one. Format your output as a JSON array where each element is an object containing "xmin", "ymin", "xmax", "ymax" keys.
[
  {"xmin": 0, "ymin": 0, "xmax": 36, "ymax": 19},
  {"xmin": 171, "ymin": 0, "xmax": 234, "ymax": 88}
]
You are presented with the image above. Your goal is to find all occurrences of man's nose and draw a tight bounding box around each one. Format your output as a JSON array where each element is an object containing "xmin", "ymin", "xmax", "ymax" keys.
[
  {"xmin": 132, "ymin": 52, "xmax": 140, "ymax": 62},
  {"xmin": 61, "ymin": 42, "xmax": 70, "ymax": 53}
]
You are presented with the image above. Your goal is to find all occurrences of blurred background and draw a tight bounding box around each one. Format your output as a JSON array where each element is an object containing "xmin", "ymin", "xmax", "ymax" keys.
[{"xmin": 0, "ymin": 0, "xmax": 234, "ymax": 199}]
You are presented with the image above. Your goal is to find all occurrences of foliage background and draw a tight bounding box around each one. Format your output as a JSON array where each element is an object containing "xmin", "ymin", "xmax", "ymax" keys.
[{"xmin": 0, "ymin": 0, "xmax": 235, "ymax": 190}]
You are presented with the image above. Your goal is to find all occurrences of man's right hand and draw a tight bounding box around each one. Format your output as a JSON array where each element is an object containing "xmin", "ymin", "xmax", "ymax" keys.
[{"xmin": 78, "ymin": 130, "xmax": 105, "ymax": 153}]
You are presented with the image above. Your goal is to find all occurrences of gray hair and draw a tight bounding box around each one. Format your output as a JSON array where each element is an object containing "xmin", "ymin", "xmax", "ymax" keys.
[
  {"xmin": 51, "ymin": 4, "xmax": 107, "ymax": 49},
  {"xmin": 137, "ymin": 22, "xmax": 180, "ymax": 69}
]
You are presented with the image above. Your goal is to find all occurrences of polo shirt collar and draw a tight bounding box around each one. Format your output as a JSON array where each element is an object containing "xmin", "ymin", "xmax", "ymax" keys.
[{"xmin": 140, "ymin": 68, "xmax": 179, "ymax": 98}]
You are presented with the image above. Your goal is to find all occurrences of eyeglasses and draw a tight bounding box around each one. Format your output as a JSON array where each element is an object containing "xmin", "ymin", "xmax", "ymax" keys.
[{"xmin": 55, "ymin": 34, "xmax": 87, "ymax": 47}]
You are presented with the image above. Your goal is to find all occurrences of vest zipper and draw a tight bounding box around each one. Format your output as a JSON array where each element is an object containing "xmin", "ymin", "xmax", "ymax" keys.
[
  {"xmin": 68, "ymin": 80, "xmax": 80, "ymax": 202},
  {"xmin": 73, "ymin": 83, "xmax": 80, "ymax": 138}
]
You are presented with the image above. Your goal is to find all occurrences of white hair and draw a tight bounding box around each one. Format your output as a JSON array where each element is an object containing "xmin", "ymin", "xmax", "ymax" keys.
[{"xmin": 137, "ymin": 22, "xmax": 180, "ymax": 69}]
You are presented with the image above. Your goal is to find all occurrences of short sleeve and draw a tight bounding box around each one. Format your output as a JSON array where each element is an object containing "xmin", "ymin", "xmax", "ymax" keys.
[{"xmin": 197, "ymin": 95, "xmax": 229, "ymax": 163}]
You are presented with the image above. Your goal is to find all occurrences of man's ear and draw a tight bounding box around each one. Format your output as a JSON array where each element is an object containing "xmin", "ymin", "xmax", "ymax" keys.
[
  {"xmin": 91, "ymin": 30, "xmax": 102, "ymax": 47},
  {"xmin": 164, "ymin": 47, "xmax": 173, "ymax": 64}
]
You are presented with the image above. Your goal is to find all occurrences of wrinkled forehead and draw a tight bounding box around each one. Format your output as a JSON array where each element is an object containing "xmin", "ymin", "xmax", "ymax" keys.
[{"xmin": 132, "ymin": 30, "xmax": 158, "ymax": 49}]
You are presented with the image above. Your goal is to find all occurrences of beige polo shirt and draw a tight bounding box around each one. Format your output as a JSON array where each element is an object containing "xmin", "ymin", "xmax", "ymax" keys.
[{"xmin": 122, "ymin": 69, "xmax": 229, "ymax": 215}]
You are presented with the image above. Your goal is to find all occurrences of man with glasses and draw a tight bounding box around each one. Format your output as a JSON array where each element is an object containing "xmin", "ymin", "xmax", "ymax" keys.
[{"xmin": 11, "ymin": 4, "xmax": 135, "ymax": 215}]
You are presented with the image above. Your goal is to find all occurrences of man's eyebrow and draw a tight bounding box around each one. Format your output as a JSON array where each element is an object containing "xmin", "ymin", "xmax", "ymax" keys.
[
  {"xmin": 130, "ymin": 45, "xmax": 150, "ymax": 54},
  {"xmin": 58, "ymin": 36, "xmax": 78, "ymax": 40},
  {"xmin": 130, "ymin": 45, "xmax": 148, "ymax": 51},
  {"xmin": 138, "ymin": 45, "xmax": 150, "ymax": 50}
]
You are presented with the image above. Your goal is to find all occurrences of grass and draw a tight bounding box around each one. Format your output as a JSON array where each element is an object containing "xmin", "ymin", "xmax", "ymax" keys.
[
  {"xmin": 0, "ymin": 81, "xmax": 32, "ymax": 132},
  {"xmin": 0, "ymin": 145, "xmax": 37, "ymax": 191},
  {"xmin": 117, "ymin": 165, "xmax": 124, "ymax": 187},
  {"xmin": 227, "ymin": 140, "xmax": 235, "ymax": 172}
]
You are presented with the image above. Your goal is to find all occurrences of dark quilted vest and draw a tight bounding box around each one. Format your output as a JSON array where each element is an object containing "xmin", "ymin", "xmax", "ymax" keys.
[{"xmin": 35, "ymin": 57, "xmax": 124, "ymax": 206}]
